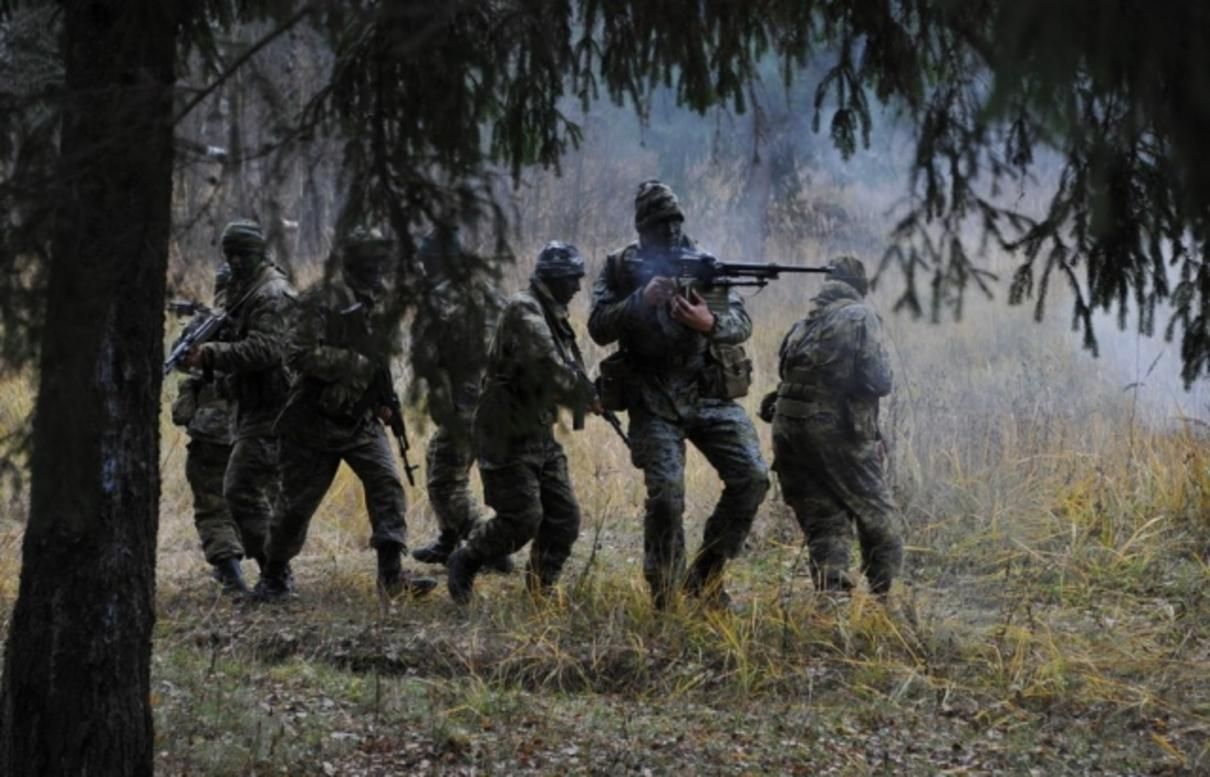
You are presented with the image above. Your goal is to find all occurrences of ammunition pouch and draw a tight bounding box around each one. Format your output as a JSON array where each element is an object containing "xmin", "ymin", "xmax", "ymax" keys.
[
  {"xmin": 595, "ymin": 350, "xmax": 633, "ymax": 412},
  {"xmin": 701, "ymin": 343, "xmax": 752, "ymax": 400}
]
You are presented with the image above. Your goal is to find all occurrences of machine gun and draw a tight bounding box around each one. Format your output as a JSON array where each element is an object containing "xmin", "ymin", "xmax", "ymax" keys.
[{"xmin": 625, "ymin": 246, "xmax": 830, "ymax": 313}]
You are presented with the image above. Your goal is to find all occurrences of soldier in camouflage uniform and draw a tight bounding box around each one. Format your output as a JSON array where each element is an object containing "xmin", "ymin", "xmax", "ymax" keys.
[
  {"xmin": 589, "ymin": 180, "xmax": 770, "ymax": 609},
  {"xmin": 764, "ymin": 256, "xmax": 903, "ymax": 596},
  {"xmin": 410, "ymin": 227, "xmax": 512, "ymax": 574},
  {"xmin": 446, "ymin": 242, "xmax": 594, "ymax": 604},
  {"xmin": 171, "ymin": 264, "xmax": 243, "ymax": 592},
  {"xmin": 253, "ymin": 228, "xmax": 436, "ymax": 600},
  {"xmin": 184, "ymin": 220, "xmax": 295, "ymax": 579}
]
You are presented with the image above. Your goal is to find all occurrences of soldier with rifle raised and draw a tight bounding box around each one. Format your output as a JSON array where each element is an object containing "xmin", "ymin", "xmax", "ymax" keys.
[
  {"xmin": 446, "ymin": 242, "xmax": 599, "ymax": 604},
  {"xmin": 253, "ymin": 227, "xmax": 436, "ymax": 601},
  {"xmin": 182, "ymin": 220, "xmax": 296, "ymax": 591},
  {"xmin": 588, "ymin": 180, "xmax": 829, "ymax": 610}
]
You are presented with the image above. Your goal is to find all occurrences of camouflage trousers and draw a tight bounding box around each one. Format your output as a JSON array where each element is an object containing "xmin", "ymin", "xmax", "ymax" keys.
[
  {"xmin": 266, "ymin": 425, "xmax": 407, "ymax": 563},
  {"xmin": 425, "ymin": 422, "xmax": 482, "ymax": 539},
  {"xmin": 463, "ymin": 436, "xmax": 581, "ymax": 587},
  {"xmin": 185, "ymin": 439, "xmax": 237, "ymax": 564},
  {"xmin": 771, "ymin": 413, "xmax": 903, "ymax": 594},
  {"xmin": 222, "ymin": 435, "xmax": 282, "ymax": 562},
  {"xmin": 629, "ymin": 401, "xmax": 770, "ymax": 601}
]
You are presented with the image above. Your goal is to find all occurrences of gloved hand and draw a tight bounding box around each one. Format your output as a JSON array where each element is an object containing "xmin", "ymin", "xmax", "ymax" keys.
[{"xmin": 758, "ymin": 390, "xmax": 778, "ymax": 423}]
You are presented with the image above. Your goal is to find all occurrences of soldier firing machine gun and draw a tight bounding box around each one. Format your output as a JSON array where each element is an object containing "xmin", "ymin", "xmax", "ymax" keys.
[{"xmin": 625, "ymin": 246, "xmax": 831, "ymax": 312}]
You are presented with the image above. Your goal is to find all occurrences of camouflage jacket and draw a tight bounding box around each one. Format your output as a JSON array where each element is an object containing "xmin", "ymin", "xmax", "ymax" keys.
[
  {"xmin": 411, "ymin": 277, "xmax": 503, "ymax": 432},
  {"xmin": 588, "ymin": 235, "xmax": 753, "ymax": 421},
  {"xmin": 198, "ymin": 263, "xmax": 296, "ymax": 440},
  {"xmin": 475, "ymin": 281, "xmax": 591, "ymax": 465},
  {"xmin": 276, "ymin": 279, "xmax": 398, "ymax": 450},
  {"xmin": 774, "ymin": 280, "xmax": 892, "ymax": 439},
  {"xmin": 170, "ymin": 375, "xmax": 232, "ymax": 446}
]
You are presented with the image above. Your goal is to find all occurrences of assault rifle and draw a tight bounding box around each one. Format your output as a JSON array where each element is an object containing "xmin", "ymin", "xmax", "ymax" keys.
[
  {"xmin": 164, "ymin": 303, "xmax": 227, "ymax": 376},
  {"xmin": 163, "ymin": 280, "xmax": 262, "ymax": 376},
  {"xmin": 374, "ymin": 366, "xmax": 420, "ymax": 487}
]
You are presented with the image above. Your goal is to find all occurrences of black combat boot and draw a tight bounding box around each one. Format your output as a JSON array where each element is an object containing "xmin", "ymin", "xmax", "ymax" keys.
[
  {"xmin": 251, "ymin": 560, "xmax": 294, "ymax": 602},
  {"xmin": 378, "ymin": 544, "xmax": 437, "ymax": 599},
  {"xmin": 211, "ymin": 556, "xmax": 248, "ymax": 595},
  {"xmin": 446, "ymin": 547, "xmax": 484, "ymax": 605},
  {"xmin": 411, "ymin": 530, "xmax": 460, "ymax": 565},
  {"xmin": 684, "ymin": 553, "xmax": 732, "ymax": 612}
]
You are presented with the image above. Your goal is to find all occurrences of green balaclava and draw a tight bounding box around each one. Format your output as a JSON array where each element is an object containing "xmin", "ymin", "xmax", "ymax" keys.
[{"xmin": 220, "ymin": 220, "xmax": 267, "ymax": 281}]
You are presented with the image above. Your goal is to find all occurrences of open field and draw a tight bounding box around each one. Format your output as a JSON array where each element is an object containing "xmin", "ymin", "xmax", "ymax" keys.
[{"xmin": 1, "ymin": 248, "xmax": 1208, "ymax": 775}]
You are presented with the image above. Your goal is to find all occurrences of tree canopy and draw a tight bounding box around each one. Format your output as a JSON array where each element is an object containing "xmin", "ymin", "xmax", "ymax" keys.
[{"xmin": 2, "ymin": 0, "xmax": 1208, "ymax": 384}]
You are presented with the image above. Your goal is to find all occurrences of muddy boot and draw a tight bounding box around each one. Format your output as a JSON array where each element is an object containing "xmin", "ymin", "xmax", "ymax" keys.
[
  {"xmin": 411, "ymin": 530, "xmax": 460, "ymax": 565},
  {"xmin": 378, "ymin": 544, "xmax": 437, "ymax": 599},
  {"xmin": 684, "ymin": 553, "xmax": 732, "ymax": 611},
  {"xmin": 482, "ymin": 553, "xmax": 516, "ymax": 575},
  {"xmin": 251, "ymin": 560, "xmax": 294, "ymax": 603},
  {"xmin": 211, "ymin": 556, "xmax": 248, "ymax": 596},
  {"xmin": 446, "ymin": 548, "xmax": 483, "ymax": 605}
]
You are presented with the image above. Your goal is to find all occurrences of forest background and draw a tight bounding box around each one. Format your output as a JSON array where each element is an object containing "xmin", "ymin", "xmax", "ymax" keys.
[{"xmin": 0, "ymin": 4, "xmax": 1208, "ymax": 775}]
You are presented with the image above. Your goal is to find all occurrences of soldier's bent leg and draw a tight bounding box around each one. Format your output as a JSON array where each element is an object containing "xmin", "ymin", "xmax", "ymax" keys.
[
  {"xmin": 688, "ymin": 401, "xmax": 770, "ymax": 563},
  {"xmin": 265, "ymin": 441, "xmax": 342, "ymax": 563},
  {"xmin": 223, "ymin": 435, "xmax": 282, "ymax": 561},
  {"xmin": 630, "ymin": 411, "xmax": 688, "ymax": 606},
  {"xmin": 343, "ymin": 426, "xmax": 408, "ymax": 550},
  {"xmin": 529, "ymin": 445, "xmax": 582, "ymax": 589},
  {"xmin": 466, "ymin": 462, "xmax": 544, "ymax": 563},
  {"xmin": 186, "ymin": 439, "xmax": 241, "ymax": 564}
]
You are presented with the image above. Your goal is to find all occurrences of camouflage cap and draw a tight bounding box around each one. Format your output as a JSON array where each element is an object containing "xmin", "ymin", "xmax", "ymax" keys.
[
  {"xmin": 828, "ymin": 255, "xmax": 869, "ymax": 296},
  {"xmin": 634, "ymin": 179, "xmax": 684, "ymax": 231},
  {"xmin": 533, "ymin": 240, "xmax": 585, "ymax": 279},
  {"xmin": 342, "ymin": 226, "xmax": 393, "ymax": 264},
  {"xmin": 220, "ymin": 219, "xmax": 266, "ymax": 256}
]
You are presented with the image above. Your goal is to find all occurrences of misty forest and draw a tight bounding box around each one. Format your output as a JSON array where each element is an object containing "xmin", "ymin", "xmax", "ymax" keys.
[{"xmin": 1, "ymin": 2, "xmax": 1208, "ymax": 775}]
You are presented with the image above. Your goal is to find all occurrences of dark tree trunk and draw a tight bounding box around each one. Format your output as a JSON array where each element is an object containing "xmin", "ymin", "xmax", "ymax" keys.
[{"xmin": 0, "ymin": 2, "xmax": 178, "ymax": 774}]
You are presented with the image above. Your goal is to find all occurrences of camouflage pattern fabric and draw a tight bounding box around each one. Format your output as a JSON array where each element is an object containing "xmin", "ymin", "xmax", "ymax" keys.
[
  {"xmin": 198, "ymin": 261, "xmax": 296, "ymax": 440},
  {"xmin": 771, "ymin": 278, "xmax": 902, "ymax": 593},
  {"xmin": 424, "ymin": 417, "xmax": 481, "ymax": 538},
  {"xmin": 412, "ymin": 277, "xmax": 503, "ymax": 537},
  {"xmin": 461, "ymin": 283, "xmax": 588, "ymax": 579},
  {"xmin": 629, "ymin": 401, "xmax": 768, "ymax": 599},
  {"xmin": 184, "ymin": 439, "xmax": 239, "ymax": 563},
  {"xmin": 266, "ymin": 276, "xmax": 408, "ymax": 563},
  {"xmin": 588, "ymin": 234, "xmax": 769, "ymax": 601},
  {"xmin": 222, "ymin": 435, "xmax": 280, "ymax": 562},
  {"xmin": 267, "ymin": 424, "xmax": 407, "ymax": 561},
  {"xmin": 463, "ymin": 441, "xmax": 580, "ymax": 587}
]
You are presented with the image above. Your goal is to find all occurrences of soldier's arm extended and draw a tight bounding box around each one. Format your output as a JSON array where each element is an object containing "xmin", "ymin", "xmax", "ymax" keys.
[
  {"xmin": 587, "ymin": 258, "xmax": 644, "ymax": 346},
  {"xmin": 705, "ymin": 287, "xmax": 753, "ymax": 345},
  {"xmin": 201, "ymin": 294, "xmax": 293, "ymax": 374},
  {"xmin": 287, "ymin": 297, "xmax": 375, "ymax": 384}
]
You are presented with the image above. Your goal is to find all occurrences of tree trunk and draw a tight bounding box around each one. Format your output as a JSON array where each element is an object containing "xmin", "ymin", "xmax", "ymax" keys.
[{"xmin": 0, "ymin": 2, "xmax": 178, "ymax": 774}]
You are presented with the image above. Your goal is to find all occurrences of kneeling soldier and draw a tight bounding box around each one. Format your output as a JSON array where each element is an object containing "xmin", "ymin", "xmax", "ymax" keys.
[
  {"xmin": 446, "ymin": 242, "xmax": 594, "ymax": 604},
  {"xmin": 254, "ymin": 228, "xmax": 436, "ymax": 601}
]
